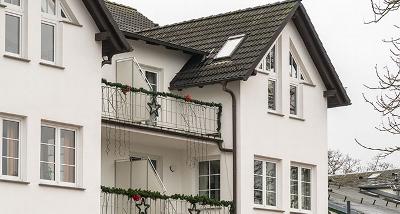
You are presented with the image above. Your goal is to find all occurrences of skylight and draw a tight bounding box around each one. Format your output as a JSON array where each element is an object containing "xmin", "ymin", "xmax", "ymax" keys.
[
  {"xmin": 215, "ymin": 34, "xmax": 245, "ymax": 59},
  {"xmin": 368, "ymin": 173, "xmax": 381, "ymax": 179}
]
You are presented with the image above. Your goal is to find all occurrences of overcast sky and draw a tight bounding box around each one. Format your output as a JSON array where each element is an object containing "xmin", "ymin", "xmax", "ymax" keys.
[{"xmin": 112, "ymin": 0, "xmax": 400, "ymax": 166}]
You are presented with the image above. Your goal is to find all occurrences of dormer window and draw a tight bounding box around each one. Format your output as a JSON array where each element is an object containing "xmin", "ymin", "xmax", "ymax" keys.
[
  {"xmin": 215, "ymin": 34, "xmax": 245, "ymax": 59},
  {"xmin": 289, "ymin": 53, "xmax": 304, "ymax": 81}
]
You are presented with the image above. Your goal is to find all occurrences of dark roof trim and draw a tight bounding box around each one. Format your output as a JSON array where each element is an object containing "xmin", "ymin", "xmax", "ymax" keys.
[
  {"xmin": 123, "ymin": 31, "xmax": 208, "ymax": 56},
  {"xmin": 294, "ymin": 4, "xmax": 351, "ymax": 107},
  {"xmin": 82, "ymin": 0, "xmax": 131, "ymax": 60}
]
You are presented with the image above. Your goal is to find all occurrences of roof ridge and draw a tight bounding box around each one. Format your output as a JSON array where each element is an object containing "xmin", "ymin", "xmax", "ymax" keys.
[
  {"xmin": 105, "ymin": 0, "xmax": 137, "ymax": 11},
  {"xmin": 137, "ymin": 0, "xmax": 299, "ymax": 33}
]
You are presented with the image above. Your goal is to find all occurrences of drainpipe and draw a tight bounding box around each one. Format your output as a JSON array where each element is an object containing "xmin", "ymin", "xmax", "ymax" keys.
[{"xmin": 221, "ymin": 81, "xmax": 237, "ymax": 214}]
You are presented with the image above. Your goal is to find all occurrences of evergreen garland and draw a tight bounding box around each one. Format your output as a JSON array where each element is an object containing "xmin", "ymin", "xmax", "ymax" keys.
[
  {"xmin": 102, "ymin": 78, "xmax": 223, "ymax": 132},
  {"xmin": 101, "ymin": 186, "xmax": 233, "ymax": 209}
]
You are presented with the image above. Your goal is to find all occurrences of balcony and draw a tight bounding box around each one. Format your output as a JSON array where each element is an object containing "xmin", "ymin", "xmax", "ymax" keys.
[
  {"xmin": 101, "ymin": 79, "xmax": 222, "ymax": 140},
  {"xmin": 100, "ymin": 186, "xmax": 233, "ymax": 214}
]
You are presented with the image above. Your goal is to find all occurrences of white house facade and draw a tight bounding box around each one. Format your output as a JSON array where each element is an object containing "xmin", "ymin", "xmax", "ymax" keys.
[{"xmin": 0, "ymin": 0, "xmax": 350, "ymax": 214}]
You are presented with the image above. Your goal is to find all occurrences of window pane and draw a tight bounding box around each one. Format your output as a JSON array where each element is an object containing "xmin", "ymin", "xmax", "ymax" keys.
[
  {"xmin": 254, "ymin": 175, "xmax": 262, "ymax": 190},
  {"xmin": 41, "ymin": 126, "xmax": 55, "ymax": 145},
  {"xmin": 61, "ymin": 147, "xmax": 75, "ymax": 165},
  {"xmin": 210, "ymin": 160, "xmax": 220, "ymax": 174},
  {"xmin": 145, "ymin": 71, "xmax": 157, "ymax": 92},
  {"xmin": 41, "ymin": 23, "xmax": 55, "ymax": 62},
  {"xmin": 268, "ymin": 80, "xmax": 276, "ymax": 111},
  {"xmin": 199, "ymin": 176, "xmax": 209, "ymax": 190},
  {"xmin": 3, "ymin": 120, "xmax": 19, "ymax": 139},
  {"xmin": 254, "ymin": 190, "xmax": 263, "ymax": 204},
  {"xmin": 2, "ymin": 139, "xmax": 19, "ymax": 158},
  {"xmin": 210, "ymin": 175, "xmax": 220, "ymax": 189},
  {"xmin": 291, "ymin": 166, "xmax": 298, "ymax": 180},
  {"xmin": 2, "ymin": 157, "xmax": 18, "ymax": 176},
  {"xmin": 61, "ymin": 165, "xmax": 75, "ymax": 183},
  {"xmin": 199, "ymin": 161, "xmax": 209, "ymax": 176},
  {"xmin": 302, "ymin": 196, "xmax": 311, "ymax": 210},
  {"xmin": 215, "ymin": 36, "xmax": 244, "ymax": 58},
  {"xmin": 40, "ymin": 144, "xmax": 55, "ymax": 162},
  {"xmin": 254, "ymin": 160, "xmax": 262, "ymax": 175},
  {"xmin": 266, "ymin": 162, "xmax": 276, "ymax": 177},
  {"xmin": 266, "ymin": 177, "xmax": 276, "ymax": 192},
  {"xmin": 40, "ymin": 162, "xmax": 55, "ymax": 180},
  {"xmin": 291, "ymin": 181, "xmax": 298, "ymax": 195},
  {"xmin": 290, "ymin": 85, "xmax": 297, "ymax": 115},
  {"xmin": 266, "ymin": 192, "xmax": 276, "ymax": 206},
  {"xmin": 302, "ymin": 168, "xmax": 311, "ymax": 182},
  {"xmin": 270, "ymin": 46, "xmax": 275, "ymax": 71},
  {"xmin": 210, "ymin": 190, "xmax": 220, "ymax": 200},
  {"xmin": 61, "ymin": 129, "xmax": 75, "ymax": 148},
  {"xmin": 41, "ymin": 0, "xmax": 56, "ymax": 14},
  {"xmin": 5, "ymin": 0, "xmax": 20, "ymax": 6},
  {"xmin": 302, "ymin": 182, "xmax": 311, "ymax": 197},
  {"xmin": 290, "ymin": 195, "xmax": 299, "ymax": 209},
  {"xmin": 199, "ymin": 190, "xmax": 209, "ymax": 197},
  {"xmin": 265, "ymin": 53, "xmax": 271, "ymax": 70},
  {"xmin": 5, "ymin": 15, "xmax": 20, "ymax": 54}
]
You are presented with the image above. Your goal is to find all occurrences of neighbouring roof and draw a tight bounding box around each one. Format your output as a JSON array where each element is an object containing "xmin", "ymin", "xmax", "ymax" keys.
[
  {"xmin": 82, "ymin": 0, "xmax": 131, "ymax": 59},
  {"xmin": 104, "ymin": 0, "xmax": 351, "ymax": 107},
  {"xmin": 105, "ymin": 1, "xmax": 157, "ymax": 32},
  {"xmin": 329, "ymin": 170, "xmax": 400, "ymax": 214}
]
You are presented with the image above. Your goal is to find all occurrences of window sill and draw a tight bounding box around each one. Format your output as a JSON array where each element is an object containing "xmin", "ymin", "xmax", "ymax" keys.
[
  {"xmin": 60, "ymin": 20, "xmax": 83, "ymax": 27},
  {"xmin": 289, "ymin": 115, "xmax": 305, "ymax": 121},
  {"xmin": 254, "ymin": 206, "xmax": 284, "ymax": 212},
  {"xmin": 39, "ymin": 183, "xmax": 85, "ymax": 191},
  {"xmin": 268, "ymin": 111, "xmax": 284, "ymax": 117},
  {"xmin": 0, "ymin": 178, "xmax": 30, "ymax": 185},
  {"xmin": 39, "ymin": 62, "xmax": 65, "ymax": 70},
  {"xmin": 290, "ymin": 211, "xmax": 312, "ymax": 214},
  {"xmin": 301, "ymin": 82, "xmax": 316, "ymax": 87},
  {"xmin": 3, "ymin": 54, "xmax": 31, "ymax": 63}
]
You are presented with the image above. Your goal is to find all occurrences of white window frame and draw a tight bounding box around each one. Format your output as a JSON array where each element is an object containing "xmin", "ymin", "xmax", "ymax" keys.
[
  {"xmin": 40, "ymin": 122, "xmax": 80, "ymax": 187},
  {"xmin": 288, "ymin": 51, "xmax": 304, "ymax": 118},
  {"xmin": 198, "ymin": 159, "xmax": 221, "ymax": 200},
  {"xmin": 215, "ymin": 34, "xmax": 245, "ymax": 59},
  {"xmin": 254, "ymin": 158, "xmax": 280, "ymax": 209},
  {"xmin": 290, "ymin": 164, "xmax": 312, "ymax": 213},
  {"xmin": 0, "ymin": 115, "xmax": 23, "ymax": 181},
  {"xmin": 145, "ymin": 70, "xmax": 159, "ymax": 92},
  {"xmin": 3, "ymin": 0, "xmax": 24, "ymax": 57},
  {"xmin": 40, "ymin": 20, "xmax": 57, "ymax": 64}
]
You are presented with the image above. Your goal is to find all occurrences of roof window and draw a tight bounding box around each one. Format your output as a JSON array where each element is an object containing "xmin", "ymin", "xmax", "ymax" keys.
[
  {"xmin": 368, "ymin": 173, "xmax": 381, "ymax": 179},
  {"xmin": 215, "ymin": 34, "xmax": 245, "ymax": 59}
]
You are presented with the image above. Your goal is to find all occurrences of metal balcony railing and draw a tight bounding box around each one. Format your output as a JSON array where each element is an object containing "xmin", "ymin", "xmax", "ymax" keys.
[
  {"xmin": 100, "ymin": 186, "xmax": 233, "ymax": 214},
  {"xmin": 101, "ymin": 80, "xmax": 222, "ymax": 138}
]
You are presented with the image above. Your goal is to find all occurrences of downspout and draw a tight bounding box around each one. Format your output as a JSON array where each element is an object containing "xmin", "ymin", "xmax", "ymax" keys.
[{"xmin": 221, "ymin": 81, "xmax": 237, "ymax": 214}]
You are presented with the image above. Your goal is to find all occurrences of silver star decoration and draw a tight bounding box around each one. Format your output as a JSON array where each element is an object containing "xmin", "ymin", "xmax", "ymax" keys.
[
  {"xmin": 147, "ymin": 96, "xmax": 161, "ymax": 117},
  {"xmin": 136, "ymin": 198, "xmax": 150, "ymax": 214}
]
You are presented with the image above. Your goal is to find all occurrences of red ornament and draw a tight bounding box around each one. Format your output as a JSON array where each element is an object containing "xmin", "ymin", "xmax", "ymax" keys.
[
  {"xmin": 132, "ymin": 194, "xmax": 141, "ymax": 202},
  {"xmin": 121, "ymin": 86, "xmax": 132, "ymax": 95},
  {"xmin": 184, "ymin": 95, "xmax": 192, "ymax": 102}
]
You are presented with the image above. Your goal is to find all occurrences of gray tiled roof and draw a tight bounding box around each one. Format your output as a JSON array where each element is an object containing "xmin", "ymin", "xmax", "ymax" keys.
[
  {"xmin": 137, "ymin": 0, "xmax": 299, "ymax": 89},
  {"xmin": 105, "ymin": 1, "xmax": 157, "ymax": 32}
]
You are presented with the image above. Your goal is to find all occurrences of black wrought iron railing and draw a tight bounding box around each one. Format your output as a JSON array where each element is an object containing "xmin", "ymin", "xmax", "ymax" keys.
[
  {"xmin": 100, "ymin": 186, "xmax": 233, "ymax": 214},
  {"xmin": 101, "ymin": 79, "xmax": 222, "ymax": 138}
]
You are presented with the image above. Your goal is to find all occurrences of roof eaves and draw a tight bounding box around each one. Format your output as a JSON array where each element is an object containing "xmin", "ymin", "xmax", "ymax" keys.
[
  {"xmin": 123, "ymin": 31, "xmax": 208, "ymax": 56},
  {"xmin": 82, "ymin": 0, "xmax": 132, "ymax": 59}
]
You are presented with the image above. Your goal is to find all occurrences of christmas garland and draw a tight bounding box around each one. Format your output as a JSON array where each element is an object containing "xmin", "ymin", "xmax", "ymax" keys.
[
  {"xmin": 101, "ymin": 186, "xmax": 234, "ymax": 209},
  {"xmin": 102, "ymin": 78, "xmax": 223, "ymax": 133}
]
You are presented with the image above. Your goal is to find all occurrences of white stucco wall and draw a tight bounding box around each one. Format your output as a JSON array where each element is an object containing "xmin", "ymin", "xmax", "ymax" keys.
[
  {"xmin": 237, "ymin": 21, "xmax": 328, "ymax": 213},
  {"xmin": 0, "ymin": 0, "xmax": 103, "ymax": 213}
]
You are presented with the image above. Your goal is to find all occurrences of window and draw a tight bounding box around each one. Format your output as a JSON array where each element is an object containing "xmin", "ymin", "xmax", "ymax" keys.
[
  {"xmin": 4, "ymin": 0, "xmax": 20, "ymax": 6},
  {"xmin": 1, "ymin": 119, "xmax": 20, "ymax": 177},
  {"xmin": 41, "ymin": 22, "xmax": 55, "ymax": 62},
  {"xmin": 41, "ymin": 0, "xmax": 56, "ymax": 15},
  {"xmin": 289, "ymin": 85, "xmax": 297, "ymax": 115},
  {"xmin": 40, "ymin": 125, "xmax": 77, "ymax": 184},
  {"xmin": 199, "ymin": 160, "xmax": 220, "ymax": 200},
  {"xmin": 5, "ymin": 14, "xmax": 21, "ymax": 55},
  {"xmin": 265, "ymin": 45, "xmax": 276, "ymax": 72},
  {"xmin": 291, "ymin": 166, "xmax": 312, "ymax": 212},
  {"xmin": 254, "ymin": 160, "xmax": 277, "ymax": 207},
  {"xmin": 215, "ymin": 34, "xmax": 245, "ymax": 59},
  {"xmin": 268, "ymin": 80, "xmax": 276, "ymax": 111},
  {"xmin": 289, "ymin": 53, "xmax": 304, "ymax": 81},
  {"xmin": 145, "ymin": 71, "xmax": 158, "ymax": 92}
]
